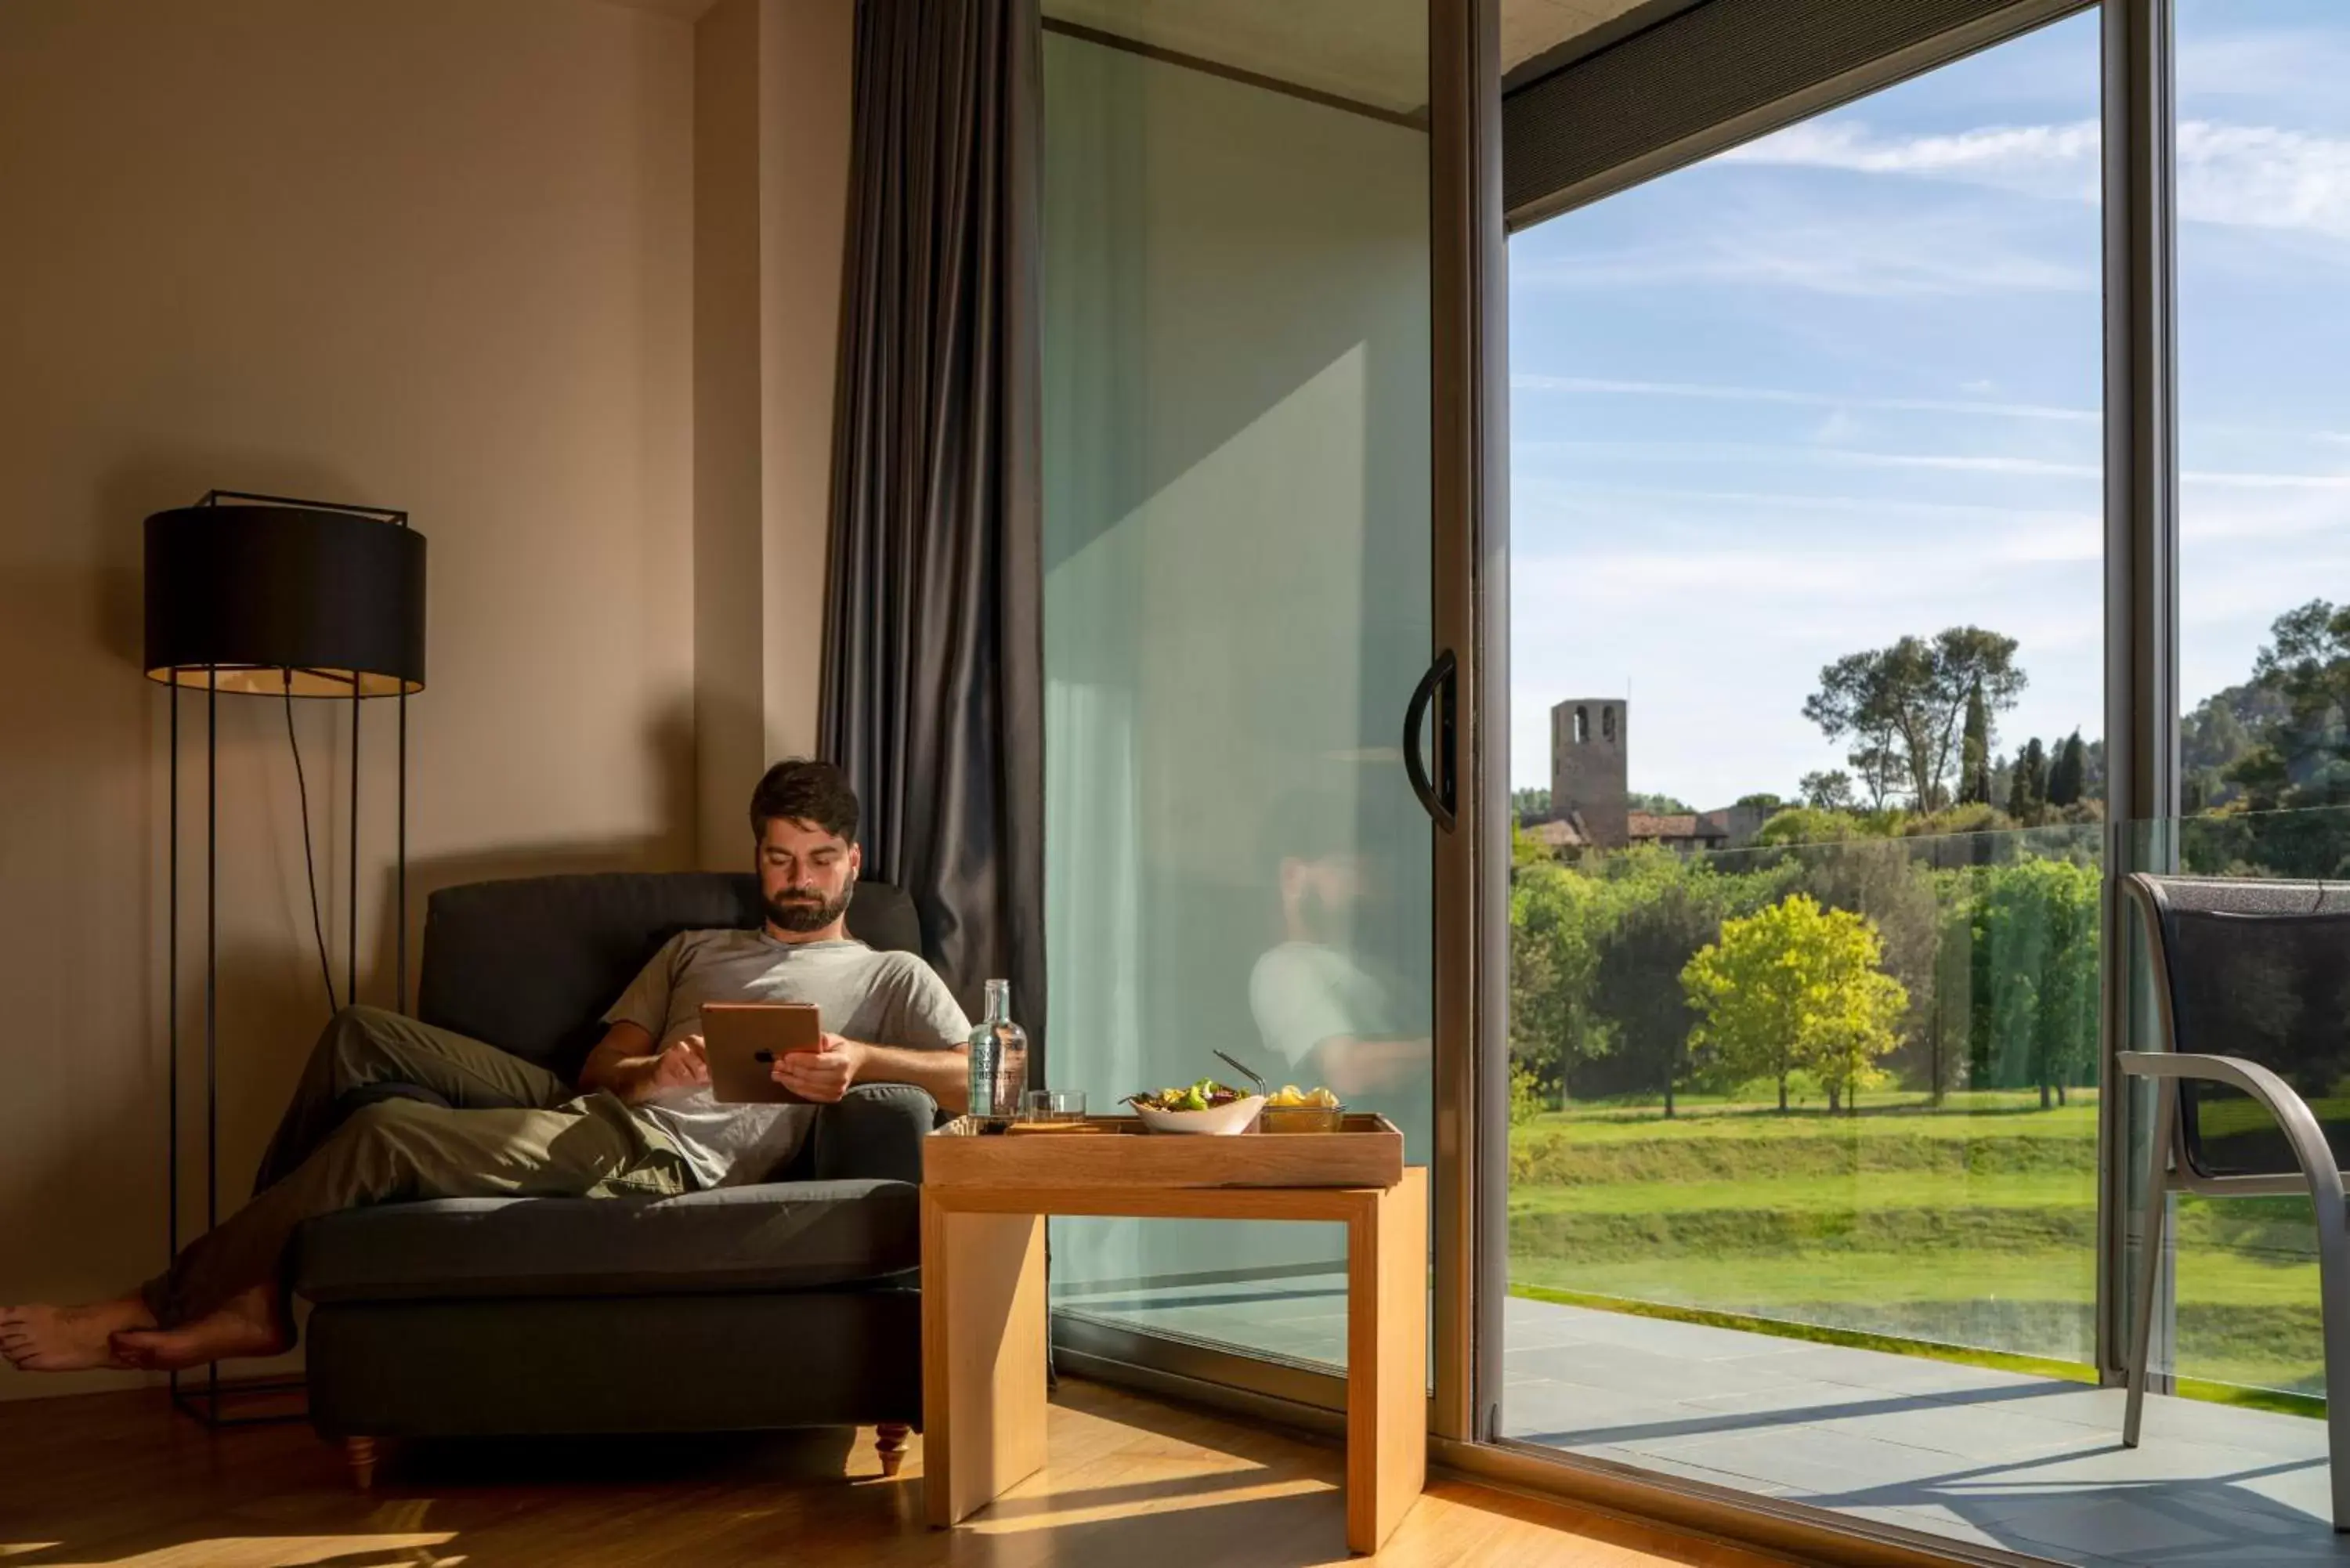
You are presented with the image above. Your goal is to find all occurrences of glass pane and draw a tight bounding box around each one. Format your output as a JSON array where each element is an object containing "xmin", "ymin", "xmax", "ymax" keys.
[
  {"xmin": 2173, "ymin": 0, "xmax": 2350, "ymax": 1407},
  {"xmin": 1039, "ymin": 2, "xmax": 1432, "ymax": 1371},
  {"xmin": 1502, "ymin": 4, "xmax": 2110, "ymax": 1527},
  {"xmin": 2113, "ymin": 810, "xmax": 2350, "ymax": 1408}
]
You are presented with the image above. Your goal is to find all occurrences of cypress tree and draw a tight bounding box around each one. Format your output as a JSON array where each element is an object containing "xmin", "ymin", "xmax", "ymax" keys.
[
  {"xmin": 1960, "ymin": 681, "xmax": 1990, "ymax": 805},
  {"xmin": 2008, "ymin": 738, "xmax": 2048, "ymax": 819},
  {"xmin": 2048, "ymin": 730, "xmax": 2087, "ymax": 807}
]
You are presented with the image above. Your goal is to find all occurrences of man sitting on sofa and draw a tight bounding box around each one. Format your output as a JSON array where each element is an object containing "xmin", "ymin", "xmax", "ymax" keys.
[{"xmin": 2, "ymin": 759, "xmax": 970, "ymax": 1375}]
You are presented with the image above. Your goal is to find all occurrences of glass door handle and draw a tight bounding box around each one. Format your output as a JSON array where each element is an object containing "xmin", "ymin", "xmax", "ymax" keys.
[{"xmin": 1403, "ymin": 648, "xmax": 1458, "ymax": 833}]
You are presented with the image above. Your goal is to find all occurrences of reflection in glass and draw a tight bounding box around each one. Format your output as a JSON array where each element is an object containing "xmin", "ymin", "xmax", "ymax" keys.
[{"xmin": 1038, "ymin": 5, "xmax": 1431, "ymax": 1370}]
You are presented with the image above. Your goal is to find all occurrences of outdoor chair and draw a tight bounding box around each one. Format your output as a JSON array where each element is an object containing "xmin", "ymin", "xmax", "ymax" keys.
[{"xmin": 2117, "ymin": 871, "xmax": 2350, "ymax": 1530}]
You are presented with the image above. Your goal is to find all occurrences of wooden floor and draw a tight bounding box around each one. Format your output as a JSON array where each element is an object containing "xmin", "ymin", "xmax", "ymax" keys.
[{"xmin": 0, "ymin": 1376, "xmax": 1795, "ymax": 1566}]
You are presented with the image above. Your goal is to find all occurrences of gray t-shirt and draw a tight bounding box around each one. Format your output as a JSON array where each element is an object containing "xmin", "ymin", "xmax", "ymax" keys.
[{"xmin": 602, "ymin": 929, "xmax": 970, "ymax": 1188}]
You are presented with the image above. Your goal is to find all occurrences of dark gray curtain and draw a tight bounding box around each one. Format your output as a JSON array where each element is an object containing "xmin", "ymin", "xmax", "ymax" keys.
[{"xmin": 819, "ymin": 0, "xmax": 1046, "ymax": 1075}]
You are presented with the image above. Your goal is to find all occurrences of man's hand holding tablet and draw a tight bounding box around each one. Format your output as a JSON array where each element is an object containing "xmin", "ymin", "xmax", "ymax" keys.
[{"xmin": 768, "ymin": 1035, "xmax": 866, "ymax": 1103}]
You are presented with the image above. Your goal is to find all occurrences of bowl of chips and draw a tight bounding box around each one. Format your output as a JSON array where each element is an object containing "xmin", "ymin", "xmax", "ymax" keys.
[{"xmin": 1258, "ymin": 1084, "xmax": 1344, "ymax": 1134}]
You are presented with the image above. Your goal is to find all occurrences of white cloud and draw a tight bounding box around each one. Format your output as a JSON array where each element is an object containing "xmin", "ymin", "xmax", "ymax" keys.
[
  {"xmin": 1723, "ymin": 113, "xmax": 2350, "ymax": 242},
  {"xmin": 1509, "ymin": 373, "xmax": 2097, "ymax": 423},
  {"xmin": 1513, "ymin": 487, "xmax": 2091, "ymax": 540},
  {"xmin": 2176, "ymin": 121, "xmax": 2350, "ymax": 239},
  {"xmin": 1812, "ymin": 407, "xmax": 1860, "ymax": 446},
  {"xmin": 1725, "ymin": 118, "xmax": 2099, "ymax": 199},
  {"xmin": 1518, "ymin": 437, "xmax": 2103, "ymax": 481},
  {"xmin": 2183, "ymin": 468, "xmax": 2350, "ymax": 490},
  {"xmin": 1523, "ymin": 437, "xmax": 2350, "ymax": 491},
  {"xmin": 2177, "ymin": 28, "xmax": 2350, "ymax": 108},
  {"xmin": 1513, "ymin": 204, "xmax": 2091, "ymax": 298}
]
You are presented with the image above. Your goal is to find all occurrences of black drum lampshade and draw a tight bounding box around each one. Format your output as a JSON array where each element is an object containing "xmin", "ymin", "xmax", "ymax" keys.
[{"xmin": 143, "ymin": 501, "xmax": 427, "ymax": 696}]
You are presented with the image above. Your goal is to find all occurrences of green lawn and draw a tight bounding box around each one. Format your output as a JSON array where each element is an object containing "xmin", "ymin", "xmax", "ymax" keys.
[
  {"xmin": 1507, "ymin": 1090, "xmax": 2330, "ymax": 1404},
  {"xmin": 1513, "ymin": 1169, "xmax": 2097, "ymax": 1213},
  {"xmin": 1524, "ymin": 1089, "xmax": 2102, "ymax": 1141}
]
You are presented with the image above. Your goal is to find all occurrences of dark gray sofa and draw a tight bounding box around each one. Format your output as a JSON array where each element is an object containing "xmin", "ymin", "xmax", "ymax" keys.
[{"xmin": 291, "ymin": 872, "xmax": 937, "ymax": 1483}]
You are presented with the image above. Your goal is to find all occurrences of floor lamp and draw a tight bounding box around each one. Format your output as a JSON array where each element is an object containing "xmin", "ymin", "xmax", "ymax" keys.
[{"xmin": 143, "ymin": 490, "xmax": 428, "ymax": 1427}]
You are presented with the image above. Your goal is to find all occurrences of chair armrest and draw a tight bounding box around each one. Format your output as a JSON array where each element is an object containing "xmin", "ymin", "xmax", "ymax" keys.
[
  {"xmin": 812, "ymin": 1082, "xmax": 938, "ymax": 1185},
  {"xmin": 2116, "ymin": 1051, "xmax": 2347, "ymax": 1204}
]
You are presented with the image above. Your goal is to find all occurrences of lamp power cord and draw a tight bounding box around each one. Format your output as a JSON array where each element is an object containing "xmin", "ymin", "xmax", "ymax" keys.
[{"xmin": 283, "ymin": 680, "xmax": 339, "ymax": 1016}]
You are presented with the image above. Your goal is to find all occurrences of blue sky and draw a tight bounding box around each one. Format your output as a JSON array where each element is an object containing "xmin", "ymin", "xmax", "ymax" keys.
[{"xmin": 1507, "ymin": 1, "xmax": 2350, "ymax": 807}]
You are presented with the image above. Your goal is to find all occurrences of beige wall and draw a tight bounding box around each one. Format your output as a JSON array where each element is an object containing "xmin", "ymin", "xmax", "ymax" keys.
[
  {"xmin": 695, "ymin": 0, "xmax": 854, "ymax": 868},
  {"xmin": 0, "ymin": 0, "xmax": 848, "ymax": 1401}
]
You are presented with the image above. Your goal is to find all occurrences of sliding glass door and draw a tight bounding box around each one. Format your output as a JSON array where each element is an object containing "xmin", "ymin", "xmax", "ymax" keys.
[{"xmin": 1038, "ymin": 0, "xmax": 1438, "ymax": 1380}]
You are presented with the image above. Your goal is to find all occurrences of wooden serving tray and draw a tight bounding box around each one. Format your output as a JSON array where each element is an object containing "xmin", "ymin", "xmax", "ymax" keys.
[{"xmin": 925, "ymin": 1113, "xmax": 1405, "ymax": 1190}]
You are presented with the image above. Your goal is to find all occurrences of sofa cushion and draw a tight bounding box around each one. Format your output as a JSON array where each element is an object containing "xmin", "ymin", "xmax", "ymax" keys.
[
  {"xmin": 291, "ymin": 1179, "xmax": 919, "ymax": 1304},
  {"xmin": 416, "ymin": 872, "xmax": 926, "ymax": 1078}
]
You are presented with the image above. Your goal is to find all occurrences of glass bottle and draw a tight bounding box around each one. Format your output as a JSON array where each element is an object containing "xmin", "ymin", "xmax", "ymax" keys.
[{"xmin": 967, "ymin": 979, "xmax": 1029, "ymax": 1122}]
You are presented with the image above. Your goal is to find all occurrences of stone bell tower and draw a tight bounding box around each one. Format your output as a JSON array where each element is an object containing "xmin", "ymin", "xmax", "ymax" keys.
[{"xmin": 1549, "ymin": 698, "xmax": 1629, "ymax": 849}]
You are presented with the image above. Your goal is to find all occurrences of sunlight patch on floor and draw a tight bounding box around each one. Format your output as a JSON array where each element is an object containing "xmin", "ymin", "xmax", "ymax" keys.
[{"xmin": 90, "ymin": 1533, "xmax": 458, "ymax": 1568}]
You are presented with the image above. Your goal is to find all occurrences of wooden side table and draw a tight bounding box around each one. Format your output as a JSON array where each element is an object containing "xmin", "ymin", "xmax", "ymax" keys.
[{"xmin": 920, "ymin": 1120, "xmax": 1426, "ymax": 1555}]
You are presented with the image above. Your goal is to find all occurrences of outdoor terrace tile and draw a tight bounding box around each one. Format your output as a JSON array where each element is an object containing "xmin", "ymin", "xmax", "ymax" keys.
[
  {"xmin": 1759, "ymin": 1343, "xmax": 2058, "ymax": 1396},
  {"xmin": 1823, "ymin": 1400, "xmax": 2122, "ymax": 1464},
  {"xmin": 1603, "ymin": 1420, "xmax": 1974, "ymax": 1496},
  {"xmin": 1807, "ymin": 1500, "xmax": 2037, "ymax": 1555},
  {"xmin": 2012, "ymin": 1386, "xmax": 2332, "ymax": 1456},
  {"xmin": 1495, "ymin": 1316, "xmax": 1605, "ymax": 1352},
  {"xmin": 1501, "ymin": 1377, "xmax": 1699, "ymax": 1442},
  {"xmin": 1517, "ymin": 1307, "xmax": 1824, "ymax": 1362},
  {"xmin": 1989, "ymin": 1489, "xmax": 2342, "ymax": 1565},
  {"xmin": 1938, "ymin": 1433, "xmax": 2318, "ymax": 1503},
  {"xmin": 1501, "ymin": 1339, "xmax": 1822, "ymax": 1403},
  {"xmin": 1563, "ymin": 1441, "xmax": 1808, "ymax": 1501},
  {"xmin": 1502, "ymin": 1299, "xmax": 2348, "ymax": 1565},
  {"xmin": 2189, "ymin": 1459, "xmax": 2336, "ymax": 1526}
]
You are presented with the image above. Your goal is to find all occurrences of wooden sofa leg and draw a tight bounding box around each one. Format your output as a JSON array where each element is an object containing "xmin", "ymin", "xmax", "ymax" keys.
[
  {"xmin": 345, "ymin": 1436, "xmax": 380, "ymax": 1490},
  {"xmin": 874, "ymin": 1423, "xmax": 909, "ymax": 1478}
]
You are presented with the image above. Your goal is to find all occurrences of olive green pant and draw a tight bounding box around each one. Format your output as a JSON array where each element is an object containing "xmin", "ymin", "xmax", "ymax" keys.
[{"xmin": 144, "ymin": 1006, "xmax": 688, "ymax": 1330}]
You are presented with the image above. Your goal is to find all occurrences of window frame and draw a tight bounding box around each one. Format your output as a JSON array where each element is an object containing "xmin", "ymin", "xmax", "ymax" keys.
[{"xmin": 1448, "ymin": 0, "xmax": 2185, "ymax": 1559}]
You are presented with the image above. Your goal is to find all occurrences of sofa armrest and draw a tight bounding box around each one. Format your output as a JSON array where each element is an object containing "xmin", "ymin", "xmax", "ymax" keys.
[{"xmin": 812, "ymin": 1082, "xmax": 938, "ymax": 1185}]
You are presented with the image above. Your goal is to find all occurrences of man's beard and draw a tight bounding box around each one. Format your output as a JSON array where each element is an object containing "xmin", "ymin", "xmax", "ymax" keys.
[{"xmin": 766, "ymin": 880, "xmax": 855, "ymax": 934}]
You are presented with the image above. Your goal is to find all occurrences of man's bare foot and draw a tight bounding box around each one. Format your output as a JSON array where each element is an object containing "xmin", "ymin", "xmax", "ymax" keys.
[
  {"xmin": 1, "ymin": 1297, "xmax": 156, "ymax": 1372},
  {"xmin": 110, "ymin": 1284, "xmax": 287, "ymax": 1371}
]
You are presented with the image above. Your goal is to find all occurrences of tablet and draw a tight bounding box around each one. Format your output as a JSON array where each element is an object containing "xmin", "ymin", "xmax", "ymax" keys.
[{"xmin": 700, "ymin": 1002, "xmax": 822, "ymax": 1104}]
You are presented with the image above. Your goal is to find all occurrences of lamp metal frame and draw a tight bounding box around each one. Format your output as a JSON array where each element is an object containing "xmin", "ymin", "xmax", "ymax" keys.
[{"xmin": 161, "ymin": 490, "xmax": 414, "ymax": 1429}]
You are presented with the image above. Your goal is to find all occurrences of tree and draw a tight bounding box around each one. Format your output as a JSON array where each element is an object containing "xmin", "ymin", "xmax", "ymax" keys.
[
  {"xmin": 1800, "ymin": 769, "xmax": 1855, "ymax": 811},
  {"xmin": 1590, "ymin": 876, "xmax": 1722, "ymax": 1117},
  {"xmin": 1802, "ymin": 627, "xmax": 2026, "ymax": 811},
  {"xmin": 1511, "ymin": 787, "xmax": 1552, "ymax": 822},
  {"xmin": 1851, "ymin": 739, "xmax": 1905, "ymax": 811},
  {"xmin": 1977, "ymin": 856, "xmax": 2100, "ymax": 1107},
  {"xmin": 1508, "ymin": 861, "xmax": 1614, "ymax": 1103},
  {"xmin": 1755, "ymin": 807, "xmax": 1865, "ymax": 847},
  {"xmin": 2007, "ymin": 737, "xmax": 2048, "ymax": 820},
  {"xmin": 1735, "ymin": 792, "xmax": 1788, "ymax": 814},
  {"xmin": 1681, "ymin": 893, "xmax": 1909, "ymax": 1115},
  {"xmin": 1959, "ymin": 682, "xmax": 1991, "ymax": 804},
  {"xmin": 1627, "ymin": 791, "xmax": 1695, "ymax": 814},
  {"xmin": 2182, "ymin": 680, "xmax": 2283, "ymax": 812},
  {"xmin": 2047, "ymin": 730, "xmax": 2087, "ymax": 807},
  {"xmin": 2229, "ymin": 598, "xmax": 2350, "ymax": 810}
]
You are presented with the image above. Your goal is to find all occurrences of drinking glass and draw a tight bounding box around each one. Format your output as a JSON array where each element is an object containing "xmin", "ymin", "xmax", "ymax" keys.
[{"xmin": 1023, "ymin": 1088, "xmax": 1087, "ymax": 1122}]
